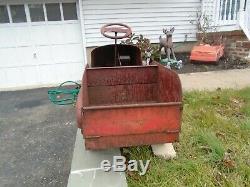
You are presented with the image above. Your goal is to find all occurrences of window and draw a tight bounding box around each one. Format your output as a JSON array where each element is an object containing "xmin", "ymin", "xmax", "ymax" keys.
[
  {"xmin": 1, "ymin": 2, "xmax": 78, "ymax": 24},
  {"xmin": 45, "ymin": 3, "xmax": 61, "ymax": 21},
  {"xmin": 29, "ymin": 4, "xmax": 45, "ymax": 22},
  {"xmin": 220, "ymin": 0, "xmax": 240, "ymax": 21},
  {"xmin": 0, "ymin": 5, "xmax": 9, "ymax": 23},
  {"xmin": 62, "ymin": 3, "xmax": 77, "ymax": 20},
  {"xmin": 10, "ymin": 5, "xmax": 27, "ymax": 23}
]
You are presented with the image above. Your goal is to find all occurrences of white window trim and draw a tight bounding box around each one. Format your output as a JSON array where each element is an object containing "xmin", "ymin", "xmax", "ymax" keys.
[
  {"xmin": 43, "ymin": 3, "xmax": 48, "ymax": 22},
  {"xmin": 75, "ymin": 2, "xmax": 80, "ymax": 21},
  {"xmin": 4, "ymin": 4, "xmax": 28, "ymax": 27},
  {"xmin": 6, "ymin": 4, "xmax": 12, "ymax": 23},
  {"xmin": 24, "ymin": 4, "xmax": 31, "ymax": 23},
  {"xmin": 27, "ymin": 3, "xmax": 46, "ymax": 24},
  {"xmin": 0, "ymin": 1, "xmax": 79, "ymax": 27},
  {"xmin": 59, "ymin": 3, "xmax": 64, "ymax": 21}
]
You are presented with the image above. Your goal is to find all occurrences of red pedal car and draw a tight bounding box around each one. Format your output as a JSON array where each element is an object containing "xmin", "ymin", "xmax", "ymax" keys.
[{"xmin": 76, "ymin": 24, "xmax": 183, "ymax": 150}]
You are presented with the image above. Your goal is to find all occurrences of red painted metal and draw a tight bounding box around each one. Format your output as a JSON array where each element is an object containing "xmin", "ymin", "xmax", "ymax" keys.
[
  {"xmin": 76, "ymin": 23, "xmax": 182, "ymax": 150},
  {"xmin": 85, "ymin": 132, "xmax": 180, "ymax": 150},
  {"xmin": 76, "ymin": 63, "xmax": 182, "ymax": 150},
  {"xmin": 100, "ymin": 23, "xmax": 132, "ymax": 39}
]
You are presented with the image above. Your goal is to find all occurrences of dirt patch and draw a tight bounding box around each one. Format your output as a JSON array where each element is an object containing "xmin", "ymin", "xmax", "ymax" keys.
[{"xmin": 167, "ymin": 53, "xmax": 250, "ymax": 74}]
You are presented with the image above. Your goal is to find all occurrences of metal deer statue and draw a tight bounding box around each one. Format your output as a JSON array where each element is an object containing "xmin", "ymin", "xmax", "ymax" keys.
[{"xmin": 159, "ymin": 27, "xmax": 176, "ymax": 60}]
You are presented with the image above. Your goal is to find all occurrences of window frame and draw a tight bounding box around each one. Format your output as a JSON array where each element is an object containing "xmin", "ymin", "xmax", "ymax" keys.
[
  {"xmin": 0, "ymin": 1, "xmax": 79, "ymax": 26},
  {"xmin": 45, "ymin": 3, "xmax": 62, "ymax": 22},
  {"xmin": 62, "ymin": 2, "xmax": 78, "ymax": 21},
  {"xmin": 28, "ymin": 4, "xmax": 46, "ymax": 22},
  {"xmin": 0, "ymin": 5, "xmax": 10, "ymax": 24},
  {"xmin": 9, "ymin": 4, "xmax": 27, "ymax": 23}
]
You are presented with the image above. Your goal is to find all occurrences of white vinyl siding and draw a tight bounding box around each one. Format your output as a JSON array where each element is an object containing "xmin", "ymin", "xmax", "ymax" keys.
[{"xmin": 82, "ymin": 0, "xmax": 201, "ymax": 47}]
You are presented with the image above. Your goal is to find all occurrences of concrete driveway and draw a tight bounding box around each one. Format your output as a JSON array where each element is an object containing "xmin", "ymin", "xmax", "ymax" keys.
[{"xmin": 0, "ymin": 88, "xmax": 77, "ymax": 187}]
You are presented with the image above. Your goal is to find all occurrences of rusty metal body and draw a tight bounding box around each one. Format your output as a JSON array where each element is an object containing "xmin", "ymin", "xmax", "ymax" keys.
[
  {"xmin": 91, "ymin": 44, "xmax": 142, "ymax": 67},
  {"xmin": 76, "ymin": 45, "xmax": 182, "ymax": 149},
  {"xmin": 76, "ymin": 24, "xmax": 182, "ymax": 150}
]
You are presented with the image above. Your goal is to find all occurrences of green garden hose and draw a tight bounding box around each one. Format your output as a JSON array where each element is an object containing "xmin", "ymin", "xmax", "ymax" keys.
[{"xmin": 48, "ymin": 81, "xmax": 81, "ymax": 105}]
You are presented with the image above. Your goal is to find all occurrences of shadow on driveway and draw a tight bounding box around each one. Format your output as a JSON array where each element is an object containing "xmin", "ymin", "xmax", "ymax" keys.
[{"xmin": 0, "ymin": 87, "xmax": 77, "ymax": 187}]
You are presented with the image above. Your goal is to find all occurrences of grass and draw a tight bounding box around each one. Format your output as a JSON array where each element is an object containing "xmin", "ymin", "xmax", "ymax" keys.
[{"xmin": 123, "ymin": 87, "xmax": 250, "ymax": 187}]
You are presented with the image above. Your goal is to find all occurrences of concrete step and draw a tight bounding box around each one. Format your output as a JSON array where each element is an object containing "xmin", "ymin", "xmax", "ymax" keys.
[{"xmin": 67, "ymin": 129, "xmax": 127, "ymax": 187}]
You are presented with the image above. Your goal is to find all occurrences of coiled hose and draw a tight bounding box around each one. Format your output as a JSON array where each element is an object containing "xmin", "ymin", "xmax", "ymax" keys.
[{"xmin": 48, "ymin": 81, "xmax": 81, "ymax": 105}]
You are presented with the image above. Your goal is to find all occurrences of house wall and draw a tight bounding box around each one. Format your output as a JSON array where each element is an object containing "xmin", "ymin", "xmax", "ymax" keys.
[{"xmin": 81, "ymin": 0, "xmax": 201, "ymax": 47}]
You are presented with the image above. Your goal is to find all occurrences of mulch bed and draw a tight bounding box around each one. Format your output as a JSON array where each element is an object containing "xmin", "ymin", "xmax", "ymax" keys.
[{"xmin": 168, "ymin": 53, "xmax": 250, "ymax": 74}]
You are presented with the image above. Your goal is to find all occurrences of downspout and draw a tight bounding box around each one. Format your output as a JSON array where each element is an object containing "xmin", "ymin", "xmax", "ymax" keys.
[{"xmin": 78, "ymin": 0, "xmax": 88, "ymax": 67}]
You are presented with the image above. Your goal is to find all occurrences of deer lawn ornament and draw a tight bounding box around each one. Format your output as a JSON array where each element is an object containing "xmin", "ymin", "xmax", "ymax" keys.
[{"xmin": 159, "ymin": 27, "xmax": 176, "ymax": 60}]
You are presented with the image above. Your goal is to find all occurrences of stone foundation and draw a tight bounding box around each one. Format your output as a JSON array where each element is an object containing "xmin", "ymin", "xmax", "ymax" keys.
[
  {"xmin": 229, "ymin": 40, "xmax": 250, "ymax": 60},
  {"xmin": 197, "ymin": 30, "xmax": 250, "ymax": 62}
]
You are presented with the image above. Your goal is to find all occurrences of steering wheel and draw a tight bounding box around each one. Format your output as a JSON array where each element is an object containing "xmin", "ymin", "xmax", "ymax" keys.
[{"xmin": 101, "ymin": 23, "xmax": 132, "ymax": 39}]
